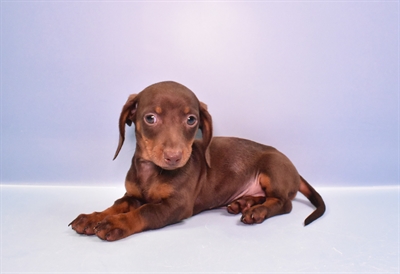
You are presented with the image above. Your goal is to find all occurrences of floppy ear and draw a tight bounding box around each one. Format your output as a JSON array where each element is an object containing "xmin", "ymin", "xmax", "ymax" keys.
[
  {"xmin": 113, "ymin": 94, "xmax": 139, "ymax": 160},
  {"xmin": 199, "ymin": 102, "xmax": 213, "ymax": 167}
]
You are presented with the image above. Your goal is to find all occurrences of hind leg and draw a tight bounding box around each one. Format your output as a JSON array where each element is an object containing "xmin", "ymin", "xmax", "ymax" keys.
[
  {"xmin": 227, "ymin": 196, "xmax": 266, "ymax": 214},
  {"xmin": 241, "ymin": 198, "xmax": 292, "ymax": 224},
  {"xmin": 239, "ymin": 172, "xmax": 296, "ymax": 224}
]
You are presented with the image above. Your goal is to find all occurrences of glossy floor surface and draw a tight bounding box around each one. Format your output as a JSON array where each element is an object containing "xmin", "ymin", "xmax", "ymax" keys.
[{"xmin": 1, "ymin": 185, "xmax": 398, "ymax": 273}]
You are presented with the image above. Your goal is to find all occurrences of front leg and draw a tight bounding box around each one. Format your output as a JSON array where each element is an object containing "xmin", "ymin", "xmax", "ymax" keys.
[
  {"xmin": 94, "ymin": 198, "xmax": 191, "ymax": 241},
  {"xmin": 69, "ymin": 194, "xmax": 142, "ymax": 235}
]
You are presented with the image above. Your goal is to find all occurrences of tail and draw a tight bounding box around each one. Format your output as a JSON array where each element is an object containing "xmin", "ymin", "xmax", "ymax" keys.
[{"xmin": 298, "ymin": 176, "xmax": 326, "ymax": 226}]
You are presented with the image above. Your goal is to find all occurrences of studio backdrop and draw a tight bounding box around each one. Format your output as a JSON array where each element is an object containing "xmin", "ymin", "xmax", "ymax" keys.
[{"xmin": 1, "ymin": 1, "xmax": 398, "ymax": 187}]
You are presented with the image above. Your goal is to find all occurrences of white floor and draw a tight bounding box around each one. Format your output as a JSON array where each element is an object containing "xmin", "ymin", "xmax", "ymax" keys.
[{"xmin": 1, "ymin": 185, "xmax": 398, "ymax": 273}]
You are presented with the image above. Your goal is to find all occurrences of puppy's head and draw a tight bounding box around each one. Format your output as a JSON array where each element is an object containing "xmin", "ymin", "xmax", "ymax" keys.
[{"xmin": 113, "ymin": 81, "xmax": 212, "ymax": 170}]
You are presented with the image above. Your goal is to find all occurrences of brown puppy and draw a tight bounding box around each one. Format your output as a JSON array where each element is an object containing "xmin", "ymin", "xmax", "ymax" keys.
[{"xmin": 69, "ymin": 81, "xmax": 325, "ymax": 241}]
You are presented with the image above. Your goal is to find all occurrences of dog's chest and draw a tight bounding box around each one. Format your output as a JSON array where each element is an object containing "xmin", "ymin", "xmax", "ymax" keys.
[
  {"xmin": 129, "ymin": 161, "xmax": 178, "ymax": 203},
  {"xmin": 126, "ymin": 176, "xmax": 174, "ymax": 204}
]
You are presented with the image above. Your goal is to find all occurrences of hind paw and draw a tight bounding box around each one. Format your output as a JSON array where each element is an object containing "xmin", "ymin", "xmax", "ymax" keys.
[
  {"xmin": 227, "ymin": 196, "xmax": 266, "ymax": 215},
  {"xmin": 241, "ymin": 206, "xmax": 268, "ymax": 224}
]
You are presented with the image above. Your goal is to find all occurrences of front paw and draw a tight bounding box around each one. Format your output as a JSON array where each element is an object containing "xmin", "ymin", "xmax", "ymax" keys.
[
  {"xmin": 94, "ymin": 215, "xmax": 130, "ymax": 241},
  {"xmin": 69, "ymin": 212, "xmax": 105, "ymax": 235}
]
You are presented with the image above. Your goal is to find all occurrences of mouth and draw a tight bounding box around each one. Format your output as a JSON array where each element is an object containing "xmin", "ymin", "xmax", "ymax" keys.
[
  {"xmin": 156, "ymin": 161, "xmax": 187, "ymax": 171},
  {"xmin": 160, "ymin": 165, "xmax": 182, "ymax": 171}
]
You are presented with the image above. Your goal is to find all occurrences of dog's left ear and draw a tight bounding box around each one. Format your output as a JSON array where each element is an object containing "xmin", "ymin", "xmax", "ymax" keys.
[
  {"xmin": 199, "ymin": 102, "xmax": 213, "ymax": 167},
  {"xmin": 113, "ymin": 94, "xmax": 139, "ymax": 160}
]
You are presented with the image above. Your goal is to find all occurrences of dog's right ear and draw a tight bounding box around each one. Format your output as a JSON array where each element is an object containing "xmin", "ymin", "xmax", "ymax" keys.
[{"xmin": 113, "ymin": 94, "xmax": 139, "ymax": 160}]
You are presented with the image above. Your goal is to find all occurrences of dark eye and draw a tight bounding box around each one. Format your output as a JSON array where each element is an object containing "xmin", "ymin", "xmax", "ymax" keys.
[
  {"xmin": 144, "ymin": 114, "xmax": 157, "ymax": 125},
  {"xmin": 187, "ymin": 115, "xmax": 197, "ymax": 126}
]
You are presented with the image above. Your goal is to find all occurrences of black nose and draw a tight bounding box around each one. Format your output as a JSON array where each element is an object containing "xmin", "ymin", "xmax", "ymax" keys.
[{"xmin": 164, "ymin": 150, "xmax": 182, "ymax": 166}]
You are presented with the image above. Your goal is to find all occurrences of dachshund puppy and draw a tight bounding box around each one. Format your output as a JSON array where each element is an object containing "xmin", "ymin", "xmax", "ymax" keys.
[{"xmin": 69, "ymin": 81, "xmax": 325, "ymax": 241}]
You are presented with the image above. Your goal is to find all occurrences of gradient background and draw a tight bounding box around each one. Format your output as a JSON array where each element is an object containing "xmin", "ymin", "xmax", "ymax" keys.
[{"xmin": 1, "ymin": 1, "xmax": 398, "ymax": 187}]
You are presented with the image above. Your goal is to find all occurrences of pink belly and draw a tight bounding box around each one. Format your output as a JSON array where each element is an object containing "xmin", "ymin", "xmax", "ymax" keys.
[{"xmin": 227, "ymin": 176, "xmax": 265, "ymax": 204}]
